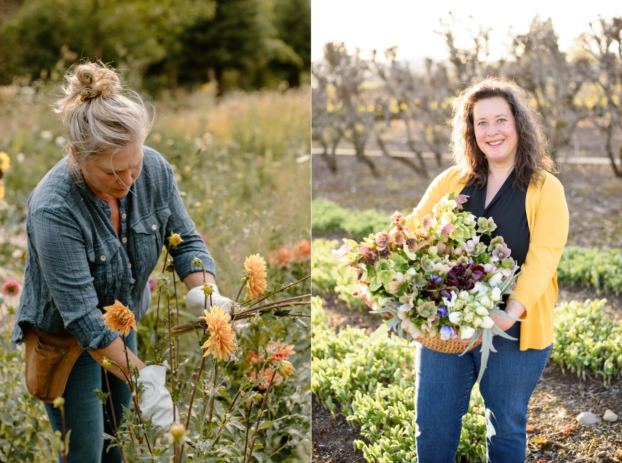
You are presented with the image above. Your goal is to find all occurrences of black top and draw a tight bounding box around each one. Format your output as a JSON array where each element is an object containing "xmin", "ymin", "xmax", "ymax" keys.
[{"xmin": 460, "ymin": 170, "xmax": 530, "ymax": 268}]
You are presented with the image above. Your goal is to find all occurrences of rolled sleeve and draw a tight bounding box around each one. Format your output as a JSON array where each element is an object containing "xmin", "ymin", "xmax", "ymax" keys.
[
  {"xmin": 163, "ymin": 164, "xmax": 216, "ymax": 281},
  {"xmin": 31, "ymin": 208, "xmax": 119, "ymax": 350}
]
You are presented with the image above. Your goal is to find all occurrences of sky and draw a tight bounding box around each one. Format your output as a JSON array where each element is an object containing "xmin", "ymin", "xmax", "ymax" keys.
[{"xmin": 312, "ymin": 0, "xmax": 622, "ymax": 64}]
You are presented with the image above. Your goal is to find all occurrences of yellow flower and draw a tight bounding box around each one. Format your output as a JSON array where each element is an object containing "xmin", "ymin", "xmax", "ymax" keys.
[
  {"xmin": 277, "ymin": 360, "xmax": 294, "ymax": 379},
  {"xmin": 53, "ymin": 397, "xmax": 65, "ymax": 408},
  {"xmin": 200, "ymin": 305, "xmax": 237, "ymax": 361},
  {"xmin": 168, "ymin": 232, "xmax": 183, "ymax": 247},
  {"xmin": 202, "ymin": 283, "xmax": 214, "ymax": 296},
  {"xmin": 0, "ymin": 183, "xmax": 4, "ymax": 200},
  {"xmin": 0, "ymin": 152, "xmax": 10, "ymax": 172},
  {"xmin": 101, "ymin": 300, "xmax": 137, "ymax": 337},
  {"xmin": 102, "ymin": 357, "xmax": 112, "ymax": 370},
  {"xmin": 244, "ymin": 254, "xmax": 267, "ymax": 300}
]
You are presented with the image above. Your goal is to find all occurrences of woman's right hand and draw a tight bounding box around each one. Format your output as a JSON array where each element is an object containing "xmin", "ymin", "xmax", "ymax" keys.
[{"xmin": 136, "ymin": 365, "xmax": 174, "ymax": 434}]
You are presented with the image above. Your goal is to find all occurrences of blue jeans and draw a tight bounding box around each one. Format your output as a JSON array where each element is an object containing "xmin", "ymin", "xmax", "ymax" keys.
[
  {"xmin": 44, "ymin": 330, "xmax": 136, "ymax": 463},
  {"xmin": 414, "ymin": 323, "xmax": 551, "ymax": 463}
]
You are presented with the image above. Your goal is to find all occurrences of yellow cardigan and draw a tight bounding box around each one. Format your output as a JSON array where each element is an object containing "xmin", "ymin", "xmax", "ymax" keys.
[{"xmin": 406, "ymin": 166, "xmax": 569, "ymax": 351}]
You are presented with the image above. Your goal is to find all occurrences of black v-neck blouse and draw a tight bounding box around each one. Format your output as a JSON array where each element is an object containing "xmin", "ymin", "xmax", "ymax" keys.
[{"xmin": 459, "ymin": 170, "xmax": 530, "ymax": 268}]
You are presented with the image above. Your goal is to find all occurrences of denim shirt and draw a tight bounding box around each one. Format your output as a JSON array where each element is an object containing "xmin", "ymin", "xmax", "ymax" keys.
[{"xmin": 11, "ymin": 146, "xmax": 216, "ymax": 350}]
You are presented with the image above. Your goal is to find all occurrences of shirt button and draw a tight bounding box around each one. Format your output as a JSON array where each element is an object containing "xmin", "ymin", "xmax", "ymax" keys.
[
  {"xmin": 100, "ymin": 255, "xmax": 106, "ymax": 261},
  {"xmin": 151, "ymin": 224, "xmax": 157, "ymax": 230},
  {"xmin": 122, "ymin": 237, "xmax": 127, "ymax": 243},
  {"xmin": 122, "ymin": 213, "xmax": 127, "ymax": 220},
  {"xmin": 128, "ymin": 263, "xmax": 132, "ymax": 268},
  {"xmin": 130, "ymin": 285, "xmax": 134, "ymax": 290}
]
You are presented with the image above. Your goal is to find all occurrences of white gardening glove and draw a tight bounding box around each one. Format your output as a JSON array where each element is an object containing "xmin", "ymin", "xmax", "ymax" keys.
[
  {"xmin": 136, "ymin": 365, "xmax": 174, "ymax": 435},
  {"xmin": 184, "ymin": 284, "xmax": 233, "ymax": 315}
]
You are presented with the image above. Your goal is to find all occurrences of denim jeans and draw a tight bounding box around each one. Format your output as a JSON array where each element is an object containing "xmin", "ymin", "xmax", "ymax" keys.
[
  {"xmin": 44, "ymin": 330, "xmax": 137, "ymax": 463},
  {"xmin": 414, "ymin": 323, "xmax": 551, "ymax": 463}
]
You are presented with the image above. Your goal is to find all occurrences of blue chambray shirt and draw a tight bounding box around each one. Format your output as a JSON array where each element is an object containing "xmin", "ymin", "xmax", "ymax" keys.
[{"xmin": 11, "ymin": 146, "xmax": 216, "ymax": 350}]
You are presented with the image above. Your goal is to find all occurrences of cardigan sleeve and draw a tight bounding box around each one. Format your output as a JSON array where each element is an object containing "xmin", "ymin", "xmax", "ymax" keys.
[
  {"xmin": 405, "ymin": 167, "xmax": 460, "ymax": 230},
  {"xmin": 509, "ymin": 174, "xmax": 569, "ymax": 312}
]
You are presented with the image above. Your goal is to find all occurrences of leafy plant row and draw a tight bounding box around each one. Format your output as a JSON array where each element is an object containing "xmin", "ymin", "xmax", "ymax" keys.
[
  {"xmin": 557, "ymin": 246, "xmax": 622, "ymax": 296},
  {"xmin": 312, "ymin": 198, "xmax": 394, "ymax": 238},
  {"xmin": 311, "ymin": 297, "xmax": 487, "ymax": 463},
  {"xmin": 551, "ymin": 299, "xmax": 622, "ymax": 385}
]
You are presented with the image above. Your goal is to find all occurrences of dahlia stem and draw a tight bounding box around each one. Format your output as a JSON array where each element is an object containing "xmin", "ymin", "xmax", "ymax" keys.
[
  {"xmin": 240, "ymin": 276, "xmax": 310, "ymax": 308},
  {"xmin": 166, "ymin": 293, "xmax": 176, "ymax": 423},
  {"xmin": 246, "ymin": 373, "xmax": 276, "ymax": 463},
  {"xmin": 103, "ymin": 371, "xmax": 128, "ymax": 463}
]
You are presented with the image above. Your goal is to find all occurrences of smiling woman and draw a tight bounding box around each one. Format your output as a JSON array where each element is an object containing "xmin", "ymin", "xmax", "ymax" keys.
[{"xmin": 410, "ymin": 78, "xmax": 569, "ymax": 463}]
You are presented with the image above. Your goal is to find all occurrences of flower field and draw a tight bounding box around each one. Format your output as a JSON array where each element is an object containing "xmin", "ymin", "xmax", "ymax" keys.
[{"xmin": 0, "ymin": 85, "xmax": 311, "ymax": 462}]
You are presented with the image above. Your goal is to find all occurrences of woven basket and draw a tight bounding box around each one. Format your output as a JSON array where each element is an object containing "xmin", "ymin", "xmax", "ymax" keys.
[{"xmin": 416, "ymin": 333, "xmax": 482, "ymax": 354}]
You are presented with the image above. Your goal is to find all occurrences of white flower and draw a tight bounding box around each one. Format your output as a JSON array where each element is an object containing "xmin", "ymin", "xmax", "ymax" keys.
[
  {"xmin": 490, "ymin": 287, "xmax": 501, "ymax": 302},
  {"xmin": 458, "ymin": 291, "xmax": 470, "ymax": 301},
  {"xmin": 488, "ymin": 273, "xmax": 503, "ymax": 287},
  {"xmin": 401, "ymin": 318, "xmax": 413, "ymax": 330},
  {"xmin": 40, "ymin": 131, "xmax": 53, "ymax": 141},
  {"xmin": 481, "ymin": 316, "xmax": 495, "ymax": 329},
  {"xmin": 443, "ymin": 291, "xmax": 458, "ymax": 308},
  {"xmin": 476, "ymin": 306, "xmax": 489, "ymax": 316},
  {"xmin": 397, "ymin": 311, "xmax": 408, "ymax": 320},
  {"xmin": 479, "ymin": 295, "xmax": 492, "ymax": 308},
  {"xmin": 398, "ymin": 303, "xmax": 412, "ymax": 312},
  {"xmin": 472, "ymin": 281, "xmax": 488, "ymax": 296},
  {"xmin": 410, "ymin": 326, "xmax": 421, "ymax": 339},
  {"xmin": 460, "ymin": 326, "xmax": 476, "ymax": 339},
  {"xmin": 448, "ymin": 312, "xmax": 463, "ymax": 324},
  {"xmin": 472, "ymin": 317, "xmax": 483, "ymax": 328},
  {"xmin": 55, "ymin": 136, "xmax": 66, "ymax": 147}
]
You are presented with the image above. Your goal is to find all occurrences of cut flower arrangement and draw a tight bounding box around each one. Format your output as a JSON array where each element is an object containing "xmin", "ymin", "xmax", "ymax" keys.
[{"xmin": 334, "ymin": 193, "xmax": 521, "ymax": 383}]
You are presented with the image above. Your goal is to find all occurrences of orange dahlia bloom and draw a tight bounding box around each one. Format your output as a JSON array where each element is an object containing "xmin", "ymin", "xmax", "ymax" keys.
[
  {"xmin": 200, "ymin": 305, "xmax": 237, "ymax": 361},
  {"xmin": 292, "ymin": 239, "xmax": 311, "ymax": 262},
  {"xmin": 244, "ymin": 254, "xmax": 267, "ymax": 300},
  {"xmin": 101, "ymin": 300, "xmax": 137, "ymax": 336},
  {"xmin": 247, "ymin": 352, "xmax": 263, "ymax": 365},
  {"xmin": 269, "ymin": 248, "xmax": 293, "ymax": 268},
  {"xmin": 267, "ymin": 342, "xmax": 295, "ymax": 362}
]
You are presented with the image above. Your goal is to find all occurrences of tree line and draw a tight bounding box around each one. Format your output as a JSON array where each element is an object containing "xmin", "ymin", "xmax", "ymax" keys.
[
  {"xmin": 0, "ymin": 0, "xmax": 310, "ymax": 95},
  {"xmin": 312, "ymin": 15, "xmax": 622, "ymax": 178}
]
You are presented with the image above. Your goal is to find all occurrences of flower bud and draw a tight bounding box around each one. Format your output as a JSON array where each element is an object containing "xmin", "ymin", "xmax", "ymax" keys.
[
  {"xmin": 448, "ymin": 312, "xmax": 463, "ymax": 324},
  {"xmin": 53, "ymin": 397, "xmax": 65, "ymax": 408},
  {"xmin": 475, "ymin": 306, "xmax": 489, "ymax": 316},
  {"xmin": 481, "ymin": 316, "xmax": 495, "ymax": 329},
  {"xmin": 459, "ymin": 326, "xmax": 476, "ymax": 339},
  {"xmin": 102, "ymin": 357, "xmax": 112, "ymax": 370},
  {"xmin": 202, "ymin": 283, "xmax": 214, "ymax": 296},
  {"xmin": 169, "ymin": 422, "xmax": 186, "ymax": 441},
  {"xmin": 168, "ymin": 232, "xmax": 183, "ymax": 247}
]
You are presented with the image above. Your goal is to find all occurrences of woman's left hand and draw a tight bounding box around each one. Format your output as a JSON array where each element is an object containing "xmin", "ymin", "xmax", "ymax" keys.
[{"xmin": 457, "ymin": 299, "xmax": 526, "ymax": 344}]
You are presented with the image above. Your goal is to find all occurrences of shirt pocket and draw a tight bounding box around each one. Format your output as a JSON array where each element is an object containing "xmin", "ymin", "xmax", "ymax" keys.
[
  {"xmin": 129, "ymin": 208, "xmax": 171, "ymax": 274},
  {"xmin": 87, "ymin": 239, "xmax": 122, "ymax": 308}
]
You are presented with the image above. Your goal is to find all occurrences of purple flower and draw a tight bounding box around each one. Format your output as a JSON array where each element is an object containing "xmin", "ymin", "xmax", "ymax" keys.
[
  {"xmin": 440, "ymin": 325, "xmax": 456, "ymax": 341},
  {"xmin": 430, "ymin": 275, "xmax": 442, "ymax": 284},
  {"xmin": 455, "ymin": 194, "xmax": 469, "ymax": 205},
  {"xmin": 437, "ymin": 305, "xmax": 448, "ymax": 317}
]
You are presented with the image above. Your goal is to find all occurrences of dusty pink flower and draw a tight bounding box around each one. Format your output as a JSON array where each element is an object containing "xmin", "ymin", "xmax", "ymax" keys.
[
  {"xmin": 455, "ymin": 194, "xmax": 469, "ymax": 205},
  {"xmin": 422, "ymin": 214, "xmax": 436, "ymax": 229},
  {"xmin": 375, "ymin": 232, "xmax": 391, "ymax": 250},
  {"xmin": 148, "ymin": 279, "xmax": 157, "ymax": 292}
]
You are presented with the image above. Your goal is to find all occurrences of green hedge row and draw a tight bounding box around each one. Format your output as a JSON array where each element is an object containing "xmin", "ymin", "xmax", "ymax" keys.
[{"xmin": 557, "ymin": 246, "xmax": 622, "ymax": 296}]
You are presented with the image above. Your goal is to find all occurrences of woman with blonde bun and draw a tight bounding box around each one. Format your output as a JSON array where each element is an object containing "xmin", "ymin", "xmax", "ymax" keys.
[
  {"xmin": 409, "ymin": 78, "xmax": 568, "ymax": 462},
  {"xmin": 11, "ymin": 61, "xmax": 232, "ymax": 462}
]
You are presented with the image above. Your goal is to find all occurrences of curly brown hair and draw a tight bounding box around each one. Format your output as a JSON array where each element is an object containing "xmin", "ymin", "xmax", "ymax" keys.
[{"xmin": 450, "ymin": 78, "xmax": 556, "ymax": 191}]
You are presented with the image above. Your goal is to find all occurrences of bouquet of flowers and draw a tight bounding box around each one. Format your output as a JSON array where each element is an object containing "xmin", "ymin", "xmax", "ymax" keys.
[{"xmin": 333, "ymin": 193, "xmax": 521, "ymax": 383}]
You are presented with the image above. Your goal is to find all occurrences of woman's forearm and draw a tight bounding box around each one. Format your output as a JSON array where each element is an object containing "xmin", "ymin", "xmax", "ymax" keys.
[
  {"xmin": 89, "ymin": 336, "xmax": 146, "ymax": 381},
  {"xmin": 183, "ymin": 270, "xmax": 215, "ymax": 290}
]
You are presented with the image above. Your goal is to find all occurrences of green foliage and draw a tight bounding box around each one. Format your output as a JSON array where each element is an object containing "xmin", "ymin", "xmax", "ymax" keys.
[
  {"xmin": 557, "ymin": 246, "xmax": 622, "ymax": 295},
  {"xmin": 311, "ymin": 239, "xmax": 363, "ymax": 309},
  {"xmin": 551, "ymin": 299, "xmax": 622, "ymax": 385},
  {"xmin": 311, "ymin": 297, "xmax": 487, "ymax": 463},
  {"xmin": 312, "ymin": 198, "xmax": 393, "ymax": 237},
  {"xmin": 0, "ymin": 335, "xmax": 56, "ymax": 462},
  {"xmin": 0, "ymin": 0, "xmax": 310, "ymax": 93}
]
